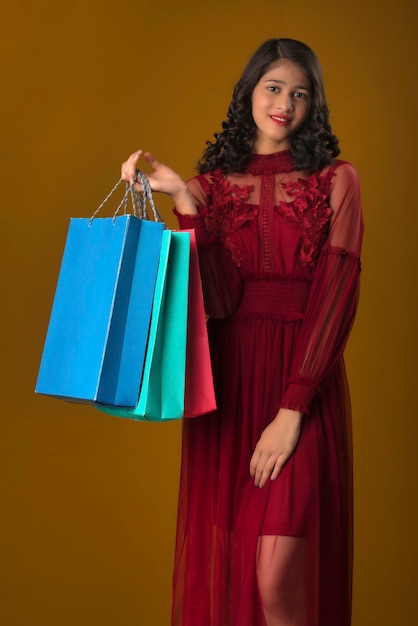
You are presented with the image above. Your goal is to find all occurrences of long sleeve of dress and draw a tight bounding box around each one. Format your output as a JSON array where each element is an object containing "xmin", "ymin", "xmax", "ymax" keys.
[
  {"xmin": 280, "ymin": 163, "xmax": 364, "ymax": 414},
  {"xmin": 174, "ymin": 177, "xmax": 244, "ymax": 319}
]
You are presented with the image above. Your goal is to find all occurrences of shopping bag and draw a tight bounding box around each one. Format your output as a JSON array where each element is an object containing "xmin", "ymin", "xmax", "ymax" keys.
[
  {"xmin": 36, "ymin": 175, "xmax": 165, "ymax": 406},
  {"xmin": 99, "ymin": 229, "xmax": 217, "ymax": 421},
  {"xmin": 99, "ymin": 229, "xmax": 190, "ymax": 420},
  {"xmin": 183, "ymin": 229, "xmax": 217, "ymax": 418}
]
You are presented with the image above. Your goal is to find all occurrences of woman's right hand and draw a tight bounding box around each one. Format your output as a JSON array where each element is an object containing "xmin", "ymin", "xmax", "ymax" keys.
[{"xmin": 121, "ymin": 150, "xmax": 198, "ymax": 214}]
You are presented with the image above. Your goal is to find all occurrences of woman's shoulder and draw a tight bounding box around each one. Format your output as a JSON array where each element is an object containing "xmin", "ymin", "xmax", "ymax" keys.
[
  {"xmin": 187, "ymin": 167, "xmax": 252, "ymax": 197},
  {"xmin": 186, "ymin": 169, "xmax": 220, "ymax": 195},
  {"xmin": 319, "ymin": 159, "xmax": 361, "ymax": 194},
  {"xmin": 321, "ymin": 159, "xmax": 359, "ymax": 179},
  {"xmin": 185, "ymin": 168, "xmax": 240, "ymax": 209}
]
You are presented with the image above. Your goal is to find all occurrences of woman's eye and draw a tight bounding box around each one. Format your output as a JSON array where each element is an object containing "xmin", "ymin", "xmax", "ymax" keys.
[
  {"xmin": 267, "ymin": 86, "xmax": 279, "ymax": 93},
  {"xmin": 294, "ymin": 91, "xmax": 307, "ymax": 99}
]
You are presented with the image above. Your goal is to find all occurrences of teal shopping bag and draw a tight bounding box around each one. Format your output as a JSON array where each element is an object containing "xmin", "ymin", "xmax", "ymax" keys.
[{"xmin": 99, "ymin": 229, "xmax": 190, "ymax": 421}]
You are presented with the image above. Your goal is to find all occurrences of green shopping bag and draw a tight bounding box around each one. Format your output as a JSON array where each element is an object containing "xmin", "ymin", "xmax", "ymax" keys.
[{"xmin": 99, "ymin": 229, "xmax": 190, "ymax": 420}]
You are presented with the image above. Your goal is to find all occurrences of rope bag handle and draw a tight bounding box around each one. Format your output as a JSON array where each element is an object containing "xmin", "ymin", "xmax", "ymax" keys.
[{"xmin": 89, "ymin": 170, "xmax": 164, "ymax": 226}]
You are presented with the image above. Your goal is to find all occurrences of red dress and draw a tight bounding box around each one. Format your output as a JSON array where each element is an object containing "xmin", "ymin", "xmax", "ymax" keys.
[{"xmin": 173, "ymin": 150, "xmax": 363, "ymax": 626}]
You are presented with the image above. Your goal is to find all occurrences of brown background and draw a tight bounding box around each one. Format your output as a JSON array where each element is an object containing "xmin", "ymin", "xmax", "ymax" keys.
[{"xmin": 1, "ymin": 0, "xmax": 417, "ymax": 624}]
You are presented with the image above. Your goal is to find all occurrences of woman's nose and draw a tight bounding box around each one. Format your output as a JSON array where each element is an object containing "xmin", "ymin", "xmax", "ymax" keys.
[{"xmin": 277, "ymin": 92, "xmax": 293, "ymax": 112}]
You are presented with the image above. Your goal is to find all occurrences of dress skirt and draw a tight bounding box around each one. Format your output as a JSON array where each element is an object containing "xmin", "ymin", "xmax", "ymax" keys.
[{"xmin": 172, "ymin": 304, "xmax": 353, "ymax": 626}]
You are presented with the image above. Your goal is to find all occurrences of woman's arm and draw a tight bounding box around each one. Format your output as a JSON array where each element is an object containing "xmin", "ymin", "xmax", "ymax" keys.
[
  {"xmin": 251, "ymin": 162, "xmax": 364, "ymax": 487},
  {"xmin": 280, "ymin": 162, "xmax": 364, "ymax": 412},
  {"xmin": 121, "ymin": 150, "xmax": 243, "ymax": 318}
]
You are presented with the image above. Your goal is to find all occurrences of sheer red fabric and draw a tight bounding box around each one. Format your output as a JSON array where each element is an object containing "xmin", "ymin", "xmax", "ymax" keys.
[{"xmin": 172, "ymin": 150, "xmax": 363, "ymax": 626}]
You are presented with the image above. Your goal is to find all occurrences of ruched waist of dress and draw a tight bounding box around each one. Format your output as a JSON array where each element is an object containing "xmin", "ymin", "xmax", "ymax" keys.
[{"xmin": 231, "ymin": 278, "xmax": 312, "ymax": 321}]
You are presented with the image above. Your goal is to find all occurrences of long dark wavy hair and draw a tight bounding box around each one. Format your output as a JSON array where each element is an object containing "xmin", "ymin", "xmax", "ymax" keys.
[{"xmin": 198, "ymin": 38, "xmax": 340, "ymax": 174}]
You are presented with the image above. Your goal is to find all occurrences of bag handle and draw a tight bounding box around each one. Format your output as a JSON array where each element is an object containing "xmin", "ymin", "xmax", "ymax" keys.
[{"xmin": 89, "ymin": 170, "xmax": 164, "ymax": 226}]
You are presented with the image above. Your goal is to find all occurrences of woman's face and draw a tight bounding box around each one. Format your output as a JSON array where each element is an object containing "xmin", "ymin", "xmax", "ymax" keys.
[{"xmin": 251, "ymin": 60, "xmax": 311, "ymax": 154}]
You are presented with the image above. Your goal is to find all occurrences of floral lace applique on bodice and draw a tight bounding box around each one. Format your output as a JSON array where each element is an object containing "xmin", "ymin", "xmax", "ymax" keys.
[
  {"xmin": 197, "ymin": 169, "xmax": 256, "ymax": 266},
  {"xmin": 199, "ymin": 152, "xmax": 337, "ymax": 269},
  {"xmin": 277, "ymin": 172, "xmax": 334, "ymax": 267}
]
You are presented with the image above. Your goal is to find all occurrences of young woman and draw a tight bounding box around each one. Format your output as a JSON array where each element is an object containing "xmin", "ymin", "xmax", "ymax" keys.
[{"xmin": 122, "ymin": 38, "xmax": 363, "ymax": 626}]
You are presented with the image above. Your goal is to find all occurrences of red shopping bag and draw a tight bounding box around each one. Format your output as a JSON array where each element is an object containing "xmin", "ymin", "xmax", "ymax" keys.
[{"xmin": 183, "ymin": 230, "xmax": 217, "ymax": 418}]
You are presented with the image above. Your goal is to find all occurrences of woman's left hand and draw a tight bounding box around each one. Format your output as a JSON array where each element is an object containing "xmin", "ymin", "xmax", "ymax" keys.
[{"xmin": 250, "ymin": 408, "xmax": 303, "ymax": 488}]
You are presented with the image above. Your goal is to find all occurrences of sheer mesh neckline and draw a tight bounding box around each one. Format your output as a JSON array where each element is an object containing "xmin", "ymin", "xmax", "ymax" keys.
[{"xmin": 244, "ymin": 150, "xmax": 294, "ymax": 175}]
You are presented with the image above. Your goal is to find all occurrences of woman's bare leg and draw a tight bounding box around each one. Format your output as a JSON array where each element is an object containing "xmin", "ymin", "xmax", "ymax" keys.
[{"xmin": 256, "ymin": 535, "xmax": 307, "ymax": 626}]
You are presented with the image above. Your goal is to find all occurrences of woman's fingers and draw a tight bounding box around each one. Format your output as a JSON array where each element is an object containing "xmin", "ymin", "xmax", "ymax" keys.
[
  {"xmin": 121, "ymin": 149, "xmax": 143, "ymax": 183},
  {"xmin": 249, "ymin": 409, "xmax": 303, "ymax": 488},
  {"xmin": 120, "ymin": 149, "xmax": 189, "ymax": 201},
  {"xmin": 249, "ymin": 449, "xmax": 271, "ymax": 486},
  {"xmin": 250, "ymin": 450, "xmax": 284, "ymax": 488},
  {"xmin": 270, "ymin": 458, "xmax": 284, "ymax": 482},
  {"xmin": 120, "ymin": 150, "xmax": 163, "ymax": 193},
  {"xmin": 143, "ymin": 151, "xmax": 161, "ymax": 170}
]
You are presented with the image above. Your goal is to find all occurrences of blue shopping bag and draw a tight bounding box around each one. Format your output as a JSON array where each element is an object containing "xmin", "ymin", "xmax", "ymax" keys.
[
  {"xmin": 99, "ymin": 229, "xmax": 190, "ymax": 420},
  {"xmin": 36, "ymin": 176, "xmax": 165, "ymax": 406}
]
